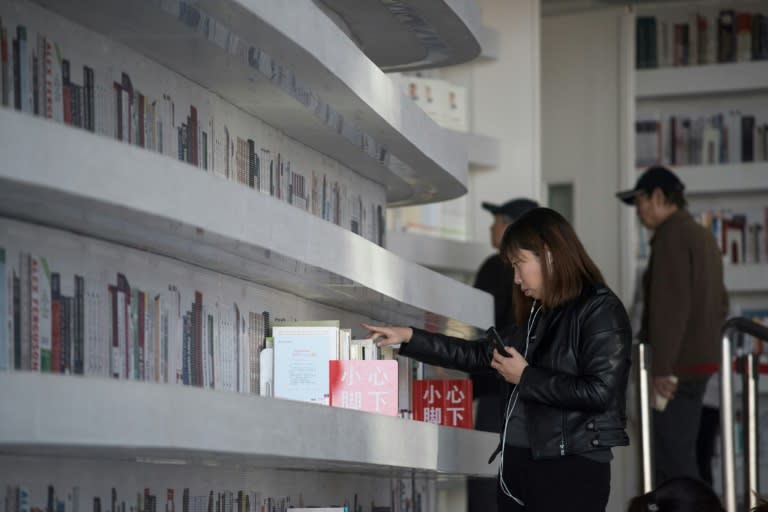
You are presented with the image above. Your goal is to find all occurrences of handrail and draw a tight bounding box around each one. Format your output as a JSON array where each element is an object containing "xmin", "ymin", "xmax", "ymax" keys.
[
  {"xmin": 720, "ymin": 316, "xmax": 768, "ymax": 512},
  {"xmin": 636, "ymin": 343, "xmax": 655, "ymax": 493},
  {"xmin": 637, "ymin": 316, "xmax": 768, "ymax": 512}
]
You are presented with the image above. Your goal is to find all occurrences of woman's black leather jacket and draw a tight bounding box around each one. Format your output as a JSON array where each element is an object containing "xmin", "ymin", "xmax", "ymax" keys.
[{"xmin": 399, "ymin": 286, "xmax": 632, "ymax": 460}]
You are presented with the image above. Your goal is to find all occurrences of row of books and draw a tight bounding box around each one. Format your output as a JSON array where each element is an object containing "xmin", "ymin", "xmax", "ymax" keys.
[
  {"xmin": 0, "ymin": 14, "xmax": 386, "ymax": 246},
  {"xmin": 636, "ymin": 9, "xmax": 768, "ymax": 69},
  {"xmin": 2, "ymin": 485, "xmax": 398, "ymax": 512},
  {"xmin": 695, "ymin": 209, "xmax": 768, "ymax": 265},
  {"xmin": 0, "ymin": 247, "xmax": 434, "ymax": 418},
  {"xmin": 636, "ymin": 207, "xmax": 768, "ymax": 264},
  {"xmin": 635, "ymin": 112, "xmax": 768, "ymax": 168}
]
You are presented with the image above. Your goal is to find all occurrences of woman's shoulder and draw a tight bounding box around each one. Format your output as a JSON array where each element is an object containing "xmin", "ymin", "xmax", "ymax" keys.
[{"xmin": 575, "ymin": 286, "xmax": 630, "ymax": 324}]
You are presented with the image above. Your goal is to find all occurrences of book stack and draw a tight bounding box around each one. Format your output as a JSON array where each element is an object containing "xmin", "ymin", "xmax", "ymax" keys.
[
  {"xmin": 694, "ymin": 207, "xmax": 768, "ymax": 264},
  {"xmin": 635, "ymin": 111, "xmax": 768, "ymax": 168},
  {"xmin": 0, "ymin": 7, "xmax": 387, "ymax": 247},
  {"xmin": 636, "ymin": 8, "xmax": 768, "ymax": 69}
]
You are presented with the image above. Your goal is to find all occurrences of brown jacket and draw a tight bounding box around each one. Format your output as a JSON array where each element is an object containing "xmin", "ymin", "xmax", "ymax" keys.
[{"xmin": 641, "ymin": 209, "xmax": 728, "ymax": 379}]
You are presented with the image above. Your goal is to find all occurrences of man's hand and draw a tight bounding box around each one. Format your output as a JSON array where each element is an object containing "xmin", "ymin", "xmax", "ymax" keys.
[
  {"xmin": 653, "ymin": 375, "xmax": 678, "ymax": 400},
  {"xmin": 491, "ymin": 345, "xmax": 528, "ymax": 384}
]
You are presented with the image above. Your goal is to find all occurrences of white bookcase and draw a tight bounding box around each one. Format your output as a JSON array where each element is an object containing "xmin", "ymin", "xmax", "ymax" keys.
[
  {"xmin": 0, "ymin": 0, "xmax": 497, "ymax": 510},
  {"xmin": 630, "ymin": 1, "xmax": 768, "ymax": 504},
  {"xmin": 631, "ymin": 2, "xmax": 768, "ymax": 312}
]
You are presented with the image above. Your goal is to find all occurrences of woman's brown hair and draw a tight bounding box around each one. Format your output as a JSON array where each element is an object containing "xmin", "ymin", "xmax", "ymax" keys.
[{"xmin": 500, "ymin": 207, "xmax": 605, "ymax": 325}]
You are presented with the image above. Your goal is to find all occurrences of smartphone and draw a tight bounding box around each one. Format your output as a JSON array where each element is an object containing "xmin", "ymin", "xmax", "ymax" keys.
[{"xmin": 486, "ymin": 327, "xmax": 512, "ymax": 357}]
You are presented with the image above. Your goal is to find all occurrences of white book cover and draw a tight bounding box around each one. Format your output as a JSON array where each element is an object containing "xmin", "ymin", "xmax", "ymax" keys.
[{"xmin": 273, "ymin": 322, "xmax": 340, "ymax": 405}]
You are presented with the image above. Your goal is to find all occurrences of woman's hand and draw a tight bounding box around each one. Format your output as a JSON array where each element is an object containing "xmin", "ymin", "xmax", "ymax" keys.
[
  {"xmin": 491, "ymin": 345, "xmax": 529, "ymax": 384},
  {"xmin": 362, "ymin": 323, "xmax": 413, "ymax": 347}
]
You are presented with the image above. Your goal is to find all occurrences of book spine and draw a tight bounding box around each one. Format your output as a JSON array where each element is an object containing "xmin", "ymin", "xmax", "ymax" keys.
[
  {"xmin": 194, "ymin": 291, "xmax": 203, "ymax": 387},
  {"xmin": 37, "ymin": 259, "xmax": 52, "ymax": 372},
  {"xmin": 19, "ymin": 253, "xmax": 30, "ymax": 370},
  {"xmin": 0, "ymin": 248, "xmax": 7, "ymax": 371},
  {"xmin": 29, "ymin": 257, "xmax": 41, "ymax": 371},
  {"xmin": 74, "ymin": 275, "xmax": 84, "ymax": 374}
]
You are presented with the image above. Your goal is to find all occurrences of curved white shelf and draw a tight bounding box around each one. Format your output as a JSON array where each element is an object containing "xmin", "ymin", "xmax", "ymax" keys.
[
  {"xmin": 0, "ymin": 110, "xmax": 492, "ymax": 336},
  {"xmin": 671, "ymin": 163, "xmax": 768, "ymax": 196},
  {"xmin": 725, "ymin": 265, "xmax": 768, "ymax": 294},
  {"xmin": 448, "ymin": 130, "xmax": 501, "ymax": 169},
  {"xmin": 0, "ymin": 373, "xmax": 498, "ymax": 477},
  {"xmin": 386, "ymin": 232, "xmax": 492, "ymax": 274},
  {"xmin": 636, "ymin": 61, "xmax": 768, "ymax": 99},
  {"xmin": 31, "ymin": 0, "xmax": 468, "ymax": 206},
  {"xmin": 315, "ymin": 0, "xmax": 483, "ymax": 71}
]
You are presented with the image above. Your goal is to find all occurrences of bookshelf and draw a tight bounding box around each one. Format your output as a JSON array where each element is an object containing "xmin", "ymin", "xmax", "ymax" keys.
[
  {"xmin": 30, "ymin": 0, "xmax": 470, "ymax": 207},
  {"xmin": 675, "ymin": 163, "xmax": 768, "ymax": 195},
  {"xmin": 0, "ymin": 109, "xmax": 492, "ymax": 336},
  {"xmin": 630, "ymin": 5, "xmax": 768, "ymax": 503},
  {"xmin": 385, "ymin": 232, "xmax": 491, "ymax": 277},
  {"xmin": 0, "ymin": 372, "xmax": 498, "ymax": 478},
  {"xmin": 724, "ymin": 264, "xmax": 768, "ymax": 293},
  {"xmin": 630, "ymin": 2, "xmax": 768, "ymax": 297},
  {"xmin": 636, "ymin": 61, "xmax": 768, "ymax": 99},
  {"xmin": 315, "ymin": 0, "xmax": 484, "ymax": 71},
  {"xmin": 0, "ymin": 0, "xmax": 496, "ymax": 508},
  {"xmin": 447, "ymin": 130, "xmax": 501, "ymax": 169}
]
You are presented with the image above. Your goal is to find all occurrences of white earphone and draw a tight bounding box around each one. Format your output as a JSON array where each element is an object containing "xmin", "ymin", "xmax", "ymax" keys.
[{"xmin": 498, "ymin": 300, "xmax": 542, "ymax": 505}]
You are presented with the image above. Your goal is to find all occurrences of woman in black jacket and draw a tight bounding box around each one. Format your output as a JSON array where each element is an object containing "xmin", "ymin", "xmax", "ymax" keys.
[{"xmin": 364, "ymin": 207, "xmax": 632, "ymax": 512}]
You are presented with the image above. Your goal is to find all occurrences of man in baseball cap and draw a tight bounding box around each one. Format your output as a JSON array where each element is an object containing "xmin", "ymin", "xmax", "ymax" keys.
[
  {"xmin": 617, "ymin": 165, "xmax": 727, "ymax": 485},
  {"xmin": 616, "ymin": 165, "xmax": 685, "ymax": 205}
]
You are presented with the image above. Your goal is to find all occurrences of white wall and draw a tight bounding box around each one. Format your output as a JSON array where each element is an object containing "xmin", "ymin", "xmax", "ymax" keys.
[
  {"xmin": 541, "ymin": 7, "xmax": 633, "ymax": 297},
  {"xmin": 442, "ymin": 0, "xmax": 542, "ymax": 244},
  {"xmin": 541, "ymin": 7, "xmax": 639, "ymax": 512}
]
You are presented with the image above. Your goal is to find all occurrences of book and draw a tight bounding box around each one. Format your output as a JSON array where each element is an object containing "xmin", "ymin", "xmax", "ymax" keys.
[{"xmin": 272, "ymin": 321, "xmax": 340, "ymax": 405}]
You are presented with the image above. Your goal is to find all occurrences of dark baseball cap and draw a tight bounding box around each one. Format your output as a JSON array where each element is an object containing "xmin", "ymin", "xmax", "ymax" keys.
[
  {"xmin": 616, "ymin": 166, "xmax": 685, "ymax": 205},
  {"xmin": 481, "ymin": 198, "xmax": 539, "ymax": 219}
]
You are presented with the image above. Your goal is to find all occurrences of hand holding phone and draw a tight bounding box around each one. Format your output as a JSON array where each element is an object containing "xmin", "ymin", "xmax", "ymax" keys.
[{"xmin": 486, "ymin": 327, "xmax": 512, "ymax": 358}]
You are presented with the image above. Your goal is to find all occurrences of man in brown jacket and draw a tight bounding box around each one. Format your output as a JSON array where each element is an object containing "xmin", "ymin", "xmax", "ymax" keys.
[{"xmin": 617, "ymin": 166, "xmax": 728, "ymax": 485}]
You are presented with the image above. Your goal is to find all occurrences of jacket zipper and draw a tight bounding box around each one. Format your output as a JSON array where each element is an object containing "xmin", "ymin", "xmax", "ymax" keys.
[{"xmin": 560, "ymin": 412, "xmax": 567, "ymax": 456}]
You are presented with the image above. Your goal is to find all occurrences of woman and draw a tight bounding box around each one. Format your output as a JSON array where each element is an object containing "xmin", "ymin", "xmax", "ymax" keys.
[{"xmin": 364, "ymin": 208, "xmax": 632, "ymax": 511}]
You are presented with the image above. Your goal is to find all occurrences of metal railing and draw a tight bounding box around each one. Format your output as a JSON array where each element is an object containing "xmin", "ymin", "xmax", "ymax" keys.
[
  {"xmin": 720, "ymin": 317, "xmax": 768, "ymax": 512},
  {"xmin": 635, "ymin": 317, "xmax": 768, "ymax": 512}
]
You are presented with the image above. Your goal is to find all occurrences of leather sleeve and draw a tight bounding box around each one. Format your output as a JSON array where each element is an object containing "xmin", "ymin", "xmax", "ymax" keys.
[
  {"xmin": 517, "ymin": 295, "xmax": 632, "ymax": 412},
  {"xmin": 398, "ymin": 327, "xmax": 499, "ymax": 374}
]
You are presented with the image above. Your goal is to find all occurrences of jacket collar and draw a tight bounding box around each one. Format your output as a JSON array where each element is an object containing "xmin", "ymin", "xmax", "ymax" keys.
[{"xmin": 651, "ymin": 208, "xmax": 691, "ymax": 244}]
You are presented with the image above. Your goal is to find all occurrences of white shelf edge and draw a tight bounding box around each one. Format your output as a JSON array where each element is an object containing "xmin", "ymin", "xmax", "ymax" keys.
[
  {"xmin": 447, "ymin": 130, "xmax": 501, "ymax": 169},
  {"xmin": 725, "ymin": 264, "xmax": 768, "ymax": 294},
  {"xmin": 478, "ymin": 25, "xmax": 500, "ymax": 61},
  {"xmin": 386, "ymin": 232, "xmax": 492, "ymax": 275},
  {"xmin": 632, "ymin": 261, "xmax": 768, "ymax": 295},
  {"xmin": 0, "ymin": 373, "xmax": 499, "ymax": 478},
  {"xmin": 636, "ymin": 61, "xmax": 768, "ymax": 99},
  {"xmin": 669, "ymin": 163, "xmax": 768, "ymax": 196},
  {"xmin": 320, "ymin": 0, "xmax": 484, "ymax": 71},
  {"xmin": 0, "ymin": 110, "xmax": 492, "ymax": 335},
  {"xmin": 31, "ymin": 0, "xmax": 469, "ymax": 206}
]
